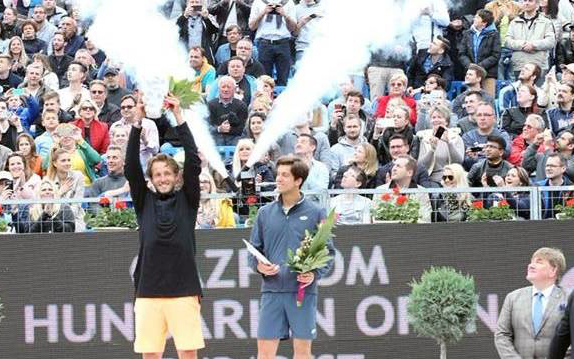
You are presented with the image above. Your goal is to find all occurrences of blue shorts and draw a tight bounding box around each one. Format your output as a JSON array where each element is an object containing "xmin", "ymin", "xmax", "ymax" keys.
[{"xmin": 257, "ymin": 292, "xmax": 317, "ymax": 340}]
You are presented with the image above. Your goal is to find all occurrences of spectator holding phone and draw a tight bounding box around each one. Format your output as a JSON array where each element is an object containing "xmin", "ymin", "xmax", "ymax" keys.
[
  {"xmin": 467, "ymin": 135, "xmax": 513, "ymax": 188},
  {"xmin": 411, "ymin": 105, "xmax": 464, "ymax": 184},
  {"xmin": 372, "ymin": 104, "xmax": 414, "ymax": 165},
  {"xmin": 5, "ymin": 152, "xmax": 40, "ymax": 198},
  {"xmin": 176, "ymin": 0, "xmax": 218, "ymax": 64},
  {"xmin": 294, "ymin": 0, "xmax": 324, "ymax": 62},
  {"xmin": 328, "ymin": 90, "xmax": 370, "ymax": 146}
]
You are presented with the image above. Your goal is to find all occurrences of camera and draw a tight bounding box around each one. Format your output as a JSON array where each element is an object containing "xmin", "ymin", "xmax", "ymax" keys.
[
  {"xmin": 192, "ymin": 5, "xmax": 202, "ymax": 11},
  {"xmin": 239, "ymin": 167, "xmax": 256, "ymax": 196},
  {"xmin": 220, "ymin": 112, "xmax": 240, "ymax": 127},
  {"xmin": 1, "ymin": 180, "xmax": 13, "ymax": 191},
  {"xmin": 269, "ymin": 3, "xmax": 281, "ymax": 15}
]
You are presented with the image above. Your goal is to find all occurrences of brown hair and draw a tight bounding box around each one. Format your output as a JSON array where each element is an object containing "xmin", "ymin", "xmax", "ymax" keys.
[
  {"xmin": 145, "ymin": 154, "xmax": 180, "ymax": 178},
  {"xmin": 276, "ymin": 155, "xmax": 309, "ymax": 189},
  {"xmin": 532, "ymin": 247, "xmax": 566, "ymax": 281},
  {"xmin": 6, "ymin": 152, "xmax": 32, "ymax": 182}
]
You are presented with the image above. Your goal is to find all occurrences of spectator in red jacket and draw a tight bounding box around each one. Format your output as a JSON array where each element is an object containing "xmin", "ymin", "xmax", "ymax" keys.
[
  {"xmin": 508, "ymin": 114, "xmax": 548, "ymax": 166},
  {"xmin": 373, "ymin": 72, "xmax": 417, "ymax": 126},
  {"xmin": 71, "ymin": 99, "xmax": 110, "ymax": 155}
]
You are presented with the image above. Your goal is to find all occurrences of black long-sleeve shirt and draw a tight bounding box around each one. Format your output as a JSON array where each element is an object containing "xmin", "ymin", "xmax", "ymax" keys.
[{"xmin": 125, "ymin": 123, "xmax": 203, "ymax": 298}]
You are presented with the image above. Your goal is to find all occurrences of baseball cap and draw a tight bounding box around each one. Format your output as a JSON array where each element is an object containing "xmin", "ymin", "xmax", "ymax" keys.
[{"xmin": 103, "ymin": 67, "xmax": 119, "ymax": 77}]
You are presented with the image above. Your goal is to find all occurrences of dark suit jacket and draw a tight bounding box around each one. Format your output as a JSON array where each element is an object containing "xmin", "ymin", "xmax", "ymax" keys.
[
  {"xmin": 549, "ymin": 290, "xmax": 574, "ymax": 358},
  {"xmin": 176, "ymin": 15, "xmax": 218, "ymax": 65}
]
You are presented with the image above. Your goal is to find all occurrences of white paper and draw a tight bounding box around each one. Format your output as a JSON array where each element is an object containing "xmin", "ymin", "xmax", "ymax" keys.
[{"xmin": 242, "ymin": 239, "xmax": 271, "ymax": 265}]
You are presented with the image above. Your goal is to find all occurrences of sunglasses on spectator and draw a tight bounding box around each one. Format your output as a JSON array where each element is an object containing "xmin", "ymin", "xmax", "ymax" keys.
[
  {"xmin": 90, "ymin": 90, "xmax": 105, "ymax": 94},
  {"xmin": 81, "ymin": 106, "xmax": 95, "ymax": 111},
  {"xmin": 120, "ymin": 105, "xmax": 135, "ymax": 110},
  {"xmin": 442, "ymin": 175, "xmax": 454, "ymax": 181}
]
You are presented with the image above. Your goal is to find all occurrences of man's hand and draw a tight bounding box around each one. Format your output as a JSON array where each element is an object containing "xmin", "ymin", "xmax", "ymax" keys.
[
  {"xmin": 264, "ymin": 4, "xmax": 274, "ymax": 15},
  {"xmin": 449, "ymin": 19, "xmax": 463, "ymax": 31},
  {"xmin": 184, "ymin": 6, "xmax": 193, "ymax": 18},
  {"xmin": 275, "ymin": 5, "xmax": 286, "ymax": 17},
  {"xmin": 219, "ymin": 120, "xmax": 231, "ymax": 133},
  {"xmin": 297, "ymin": 272, "xmax": 315, "ymax": 288},
  {"xmin": 534, "ymin": 133, "xmax": 545, "ymax": 146},
  {"xmin": 257, "ymin": 262, "xmax": 279, "ymax": 276},
  {"xmin": 465, "ymin": 148, "xmax": 479, "ymax": 159},
  {"xmin": 164, "ymin": 93, "xmax": 183, "ymax": 125}
]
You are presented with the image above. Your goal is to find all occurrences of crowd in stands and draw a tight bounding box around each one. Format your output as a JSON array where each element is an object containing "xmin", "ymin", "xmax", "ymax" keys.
[{"xmin": 2, "ymin": 0, "xmax": 574, "ymax": 232}]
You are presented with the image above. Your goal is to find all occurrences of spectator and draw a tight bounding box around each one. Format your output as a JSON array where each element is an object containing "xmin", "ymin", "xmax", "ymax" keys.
[
  {"xmin": 34, "ymin": 91, "xmax": 73, "ymax": 137},
  {"xmin": 209, "ymin": 56, "xmax": 257, "ymax": 106},
  {"xmin": 499, "ymin": 63, "xmax": 544, "ymax": 111},
  {"xmin": 44, "ymin": 0, "xmax": 68, "ymax": 27},
  {"xmin": 547, "ymin": 81, "xmax": 574, "ymax": 136},
  {"xmin": 523, "ymin": 129, "xmax": 574, "ymax": 181},
  {"xmin": 45, "ymin": 146, "xmax": 85, "ymax": 229},
  {"xmin": 505, "ymin": 0, "xmax": 555, "ymax": 84},
  {"xmin": 413, "ymin": 76, "xmax": 453, "ymax": 132},
  {"xmin": 433, "ymin": 163, "xmax": 473, "ymax": 222},
  {"xmin": 509, "ymin": 113, "xmax": 547, "ymax": 166},
  {"xmin": 57, "ymin": 61, "xmax": 90, "ymax": 114},
  {"xmin": 294, "ymin": 133, "xmax": 329, "ymax": 193},
  {"xmin": 6, "ymin": 90, "xmax": 41, "ymax": 136},
  {"xmin": 189, "ymin": 46, "xmax": 216, "ymax": 95},
  {"xmin": 101, "ymin": 67, "xmax": 130, "ymax": 107},
  {"xmin": 0, "ymin": 53, "xmax": 21, "ymax": 93},
  {"xmin": 32, "ymin": 5, "xmax": 57, "ymax": 45},
  {"xmin": 71, "ymin": 99, "xmax": 109, "ymax": 155},
  {"xmin": 84, "ymin": 39, "xmax": 106, "ymax": 68},
  {"xmin": 196, "ymin": 171, "xmax": 235, "ymax": 229},
  {"xmin": 328, "ymin": 77, "xmax": 372, "ymax": 120},
  {"xmin": 372, "ymin": 104, "xmax": 414, "ymax": 165},
  {"xmin": 6, "ymin": 36, "xmax": 29, "ymax": 78},
  {"xmin": 110, "ymin": 95, "xmax": 159, "ymax": 168},
  {"xmin": 6, "ymin": 152, "xmax": 40, "ymax": 197},
  {"xmin": 457, "ymin": 90, "xmax": 482, "ymax": 135},
  {"xmin": 47, "ymin": 32, "xmax": 73, "ymax": 85},
  {"xmin": 451, "ymin": 64, "xmax": 494, "ymax": 119},
  {"xmin": 484, "ymin": 0, "xmax": 521, "ymax": 51},
  {"xmin": 73, "ymin": 49, "xmax": 98, "ymax": 84},
  {"xmin": 330, "ymin": 165, "xmax": 372, "ymax": 225},
  {"xmin": 408, "ymin": 35, "xmax": 454, "ymax": 90},
  {"xmin": 249, "ymin": 90, "xmax": 272, "ymax": 114},
  {"xmin": 294, "ymin": 0, "xmax": 324, "ymax": 62},
  {"xmin": 556, "ymin": 25, "xmax": 574, "ymax": 67},
  {"xmin": 207, "ymin": 76, "xmax": 248, "ymax": 146},
  {"xmin": 467, "ymin": 135, "xmax": 513, "ymax": 187},
  {"xmin": 411, "ymin": 73, "xmax": 447, "ymax": 100},
  {"xmin": 0, "ymin": 143, "xmax": 10, "ymax": 170},
  {"xmin": 331, "ymin": 142, "xmax": 384, "ymax": 189},
  {"xmin": 214, "ymin": 25, "xmax": 242, "ymax": 65},
  {"xmin": 57, "ymin": 16, "xmax": 84, "ymax": 57},
  {"xmin": 216, "ymin": 38, "xmax": 265, "ymax": 78},
  {"xmin": 501, "ymin": 84, "xmax": 547, "ymax": 138},
  {"xmin": 19, "ymin": 63, "xmax": 49, "ymax": 103},
  {"xmin": 459, "ymin": 9, "xmax": 501, "ymax": 97},
  {"xmin": 16, "ymin": 133, "xmax": 42, "ymax": 176},
  {"xmin": 0, "ymin": 101, "xmax": 24, "ymax": 150},
  {"xmin": 209, "ymin": 0, "xmax": 252, "ymax": 47},
  {"xmin": 23, "ymin": 179, "xmax": 75, "ymax": 233},
  {"xmin": 412, "ymin": 105, "xmax": 465, "ymax": 184},
  {"xmin": 373, "ymin": 72, "xmax": 417, "ymax": 126},
  {"xmin": 1, "ymin": 8, "xmax": 21, "ymax": 41},
  {"xmin": 462, "ymin": 102, "xmax": 511, "ymax": 169},
  {"xmin": 374, "ymin": 155, "xmax": 432, "ymax": 223},
  {"xmin": 176, "ymin": 0, "xmax": 218, "ymax": 64},
  {"xmin": 21, "ymin": 20, "xmax": 47, "ymax": 57},
  {"xmin": 48, "ymin": 123, "xmax": 101, "ymax": 186},
  {"xmin": 486, "ymin": 166, "xmax": 531, "ymax": 219},
  {"xmin": 109, "ymin": 125, "xmax": 128, "ymax": 148},
  {"xmin": 328, "ymin": 90, "xmax": 371, "ymax": 146},
  {"xmin": 31, "ymin": 53, "xmax": 59, "ymax": 91},
  {"xmin": 249, "ymin": 0, "xmax": 297, "ymax": 86},
  {"xmin": 411, "ymin": 0, "xmax": 449, "ymax": 53},
  {"xmin": 85, "ymin": 145, "xmax": 128, "ymax": 198},
  {"xmin": 34, "ymin": 110, "xmax": 58, "ymax": 159},
  {"xmin": 89, "ymin": 79, "xmax": 120, "ymax": 125},
  {"xmin": 330, "ymin": 114, "xmax": 367, "ymax": 174}
]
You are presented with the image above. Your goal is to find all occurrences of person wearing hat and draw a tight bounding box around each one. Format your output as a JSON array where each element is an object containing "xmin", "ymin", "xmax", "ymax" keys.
[
  {"xmin": 101, "ymin": 66, "xmax": 130, "ymax": 108},
  {"xmin": 459, "ymin": 9, "xmax": 501, "ymax": 98},
  {"xmin": 408, "ymin": 35, "xmax": 454, "ymax": 89}
]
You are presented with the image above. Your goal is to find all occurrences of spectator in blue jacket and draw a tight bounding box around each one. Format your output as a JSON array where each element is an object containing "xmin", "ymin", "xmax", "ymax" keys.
[
  {"xmin": 536, "ymin": 153, "xmax": 574, "ymax": 219},
  {"xmin": 6, "ymin": 91, "xmax": 40, "ymax": 136},
  {"xmin": 547, "ymin": 81, "xmax": 574, "ymax": 136},
  {"xmin": 458, "ymin": 9, "xmax": 501, "ymax": 98},
  {"xmin": 408, "ymin": 35, "xmax": 454, "ymax": 89}
]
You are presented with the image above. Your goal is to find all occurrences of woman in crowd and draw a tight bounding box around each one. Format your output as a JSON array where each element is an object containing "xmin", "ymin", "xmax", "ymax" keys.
[
  {"xmin": 5, "ymin": 36, "xmax": 29, "ymax": 77},
  {"xmin": 6, "ymin": 152, "xmax": 40, "ymax": 196},
  {"xmin": 21, "ymin": 20, "xmax": 47, "ymax": 56},
  {"xmin": 433, "ymin": 163, "xmax": 473, "ymax": 222},
  {"xmin": 248, "ymin": 92, "xmax": 272, "ymax": 115},
  {"xmin": 330, "ymin": 165, "xmax": 372, "ymax": 224},
  {"xmin": 411, "ymin": 105, "xmax": 464, "ymax": 185},
  {"xmin": 256, "ymin": 75, "xmax": 275, "ymax": 101},
  {"xmin": 373, "ymin": 72, "xmax": 417, "ymax": 126},
  {"xmin": 1, "ymin": 8, "xmax": 20, "ymax": 41},
  {"xmin": 501, "ymin": 84, "xmax": 546, "ymax": 139},
  {"xmin": 331, "ymin": 142, "xmax": 383, "ymax": 189},
  {"xmin": 372, "ymin": 104, "xmax": 414, "ymax": 164},
  {"xmin": 45, "ymin": 147, "xmax": 85, "ymax": 231},
  {"xmin": 16, "ymin": 133, "xmax": 42, "ymax": 176},
  {"xmin": 230, "ymin": 138, "xmax": 274, "ymax": 192},
  {"xmin": 32, "ymin": 54, "xmax": 59, "ymax": 91},
  {"xmin": 25, "ymin": 179, "xmax": 75, "ymax": 233},
  {"xmin": 46, "ymin": 123, "xmax": 102, "ymax": 186},
  {"xmin": 196, "ymin": 172, "xmax": 235, "ymax": 229},
  {"xmin": 410, "ymin": 74, "xmax": 447, "ymax": 100},
  {"xmin": 243, "ymin": 112, "xmax": 279, "ymax": 168},
  {"xmin": 486, "ymin": 165, "xmax": 531, "ymax": 220}
]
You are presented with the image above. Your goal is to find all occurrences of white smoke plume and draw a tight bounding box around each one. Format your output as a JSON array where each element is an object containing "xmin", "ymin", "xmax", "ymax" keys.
[{"xmin": 247, "ymin": 0, "xmax": 441, "ymax": 167}]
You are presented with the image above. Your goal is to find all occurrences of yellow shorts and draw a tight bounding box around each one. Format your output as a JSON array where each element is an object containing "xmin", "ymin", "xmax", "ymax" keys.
[{"xmin": 134, "ymin": 296, "xmax": 205, "ymax": 353}]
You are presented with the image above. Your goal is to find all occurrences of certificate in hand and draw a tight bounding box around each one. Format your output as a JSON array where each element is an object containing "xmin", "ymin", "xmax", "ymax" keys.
[{"xmin": 242, "ymin": 239, "xmax": 271, "ymax": 265}]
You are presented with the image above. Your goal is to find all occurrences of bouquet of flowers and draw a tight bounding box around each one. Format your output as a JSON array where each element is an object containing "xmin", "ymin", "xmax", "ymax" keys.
[
  {"xmin": 371, "ymin": 187, "xmax": 420, "ymax": 223},
  {"xmin": 467, "ymin": 200, "xmax": 515, "ymax": 222},
  {"xmin": 286, "ymin": 209, "xmax": 336, "ymax": 307},
  {"xmin": 165, "ymin": 77, "xmax": 202, "ymax": 110},
  {"xmin": 86, "ymin": 198, "xmax": 138, "ymax": 230},
  {"xmin": 555, "ymin": 198, "xmax": 574, "ymax": 219}
]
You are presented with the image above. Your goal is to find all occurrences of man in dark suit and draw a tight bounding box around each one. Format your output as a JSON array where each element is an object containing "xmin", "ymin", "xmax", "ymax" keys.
[
  {"xmin": 549, "ymin": 291, "xmax": 574, "ymax": 358},
  {"xmin": 495, "ymin": 247, "xmax": 568, "ymax": 358}
]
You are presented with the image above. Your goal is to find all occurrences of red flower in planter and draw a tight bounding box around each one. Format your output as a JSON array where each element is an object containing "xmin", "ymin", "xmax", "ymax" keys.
[
  {"xmin": 498, "ymin": 200, "xmax": 510, "ymax": 208},
  {"xmin": 115, "ymin": 201, "xmax": 127, "ymax": 210},
  {"xmin": 246, "ymin": 196, "xmax": 258, "ymax": 206},
  {"xmin": 381, "ymin": 193, "xmax": 391, "ymax": 202},
  {"xmin": 99, "ymin": 197, "xmax": 111, "ymax": 207},
  {"xmin": 472, "ymin": 201, "xmax": 484, "ymax": 209},
  {"xmin": 566, "ymin": 198, "xmax": 574, "ymax": 208},
  {"xmin": 396, "ymin": 195, "xmax": 408, "ymax": 206}
]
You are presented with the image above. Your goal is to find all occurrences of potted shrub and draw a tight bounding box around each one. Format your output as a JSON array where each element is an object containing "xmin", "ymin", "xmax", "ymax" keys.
[
  {"xmin": 371, "ymin": 187, "xmax": 420, "ymax": 223},
  {"xmin": 467, "ymin": 200, "xmax": 515, "ymax": 222},
  {"xmin": 555, "ymin": 198, "xmax": 574, "ymax": 220},
  {"xmin": 86, "ymin": 198, "xmax": 137, "ymax": 231}
]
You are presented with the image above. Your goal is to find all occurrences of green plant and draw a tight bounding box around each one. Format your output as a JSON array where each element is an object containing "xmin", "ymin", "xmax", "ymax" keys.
[
  {"xmin": 86, "ymin": 200, "xmax": 137, "ymax": 229},
  {"xmin": 0, "ymin": 218, "xmax": 8, "ymax": 232},
  {"xmin": 168, "ymin": 77, "xmax": 202, "ymax": 109},
  {"xmin": 408, "ymin": 266, "xmax": 478, "ymax": 359},
  {"xmin": 467, "ymin": 200, "xmax": 514, "ymax": 222},
  {"xmin": 371, "ymin": 187, "xmax": 420, "ymax": 223},
  {"xmin": 555, "ymin": 198, "xmax": 574, "ymax": 219}
]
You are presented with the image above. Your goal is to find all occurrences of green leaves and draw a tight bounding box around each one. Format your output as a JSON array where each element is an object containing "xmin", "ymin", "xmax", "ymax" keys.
[
  {"xmin": 407, "ymin": 266, "xmax": 478, "ymax": 347},
  {"xmin": 168, "ymin": 77, "xmax": 202, "ymax": 109},
  {"xmin": 86, "ymin": 208, "xmax": 137, "ymax": 229}
]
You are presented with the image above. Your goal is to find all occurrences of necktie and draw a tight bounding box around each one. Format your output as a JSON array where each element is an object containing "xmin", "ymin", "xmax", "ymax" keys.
[{"xmin": 532, "ymin": 292, "xmax": 544, "ymax": 334}]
